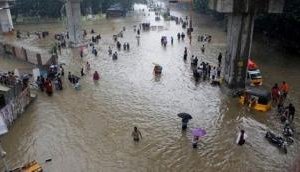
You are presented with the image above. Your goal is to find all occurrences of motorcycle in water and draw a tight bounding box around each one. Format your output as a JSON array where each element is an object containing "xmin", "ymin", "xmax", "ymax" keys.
[
  {"xmin": 283, "ymin": 124, "xmax": 294, "ymax": 144},
  {"xmin": 265, "ymin": 131, "xmax": 288, "ymax": 154}
]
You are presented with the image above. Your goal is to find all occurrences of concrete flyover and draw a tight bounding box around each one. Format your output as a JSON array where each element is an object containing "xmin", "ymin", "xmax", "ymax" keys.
[
  {"xmin": 0, "ymin": 0, "xmax": 14, "ymax": 33},
  {"xmin": 208, "ymin": 0, "xmax": 284, "ymax": 88}
]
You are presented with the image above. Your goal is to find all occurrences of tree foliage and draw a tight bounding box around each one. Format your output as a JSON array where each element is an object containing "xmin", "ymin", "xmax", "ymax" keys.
[
  {"xmin": 193, "ymin": 0, "xmax": 208, "ymax": 13},
  {"xmin": 11, "ymin": 0, "xmax": 136, "ymax": 18},
  {"xmin": 11, "ymin": 0, "xmax": 64, "ymax": 18}
]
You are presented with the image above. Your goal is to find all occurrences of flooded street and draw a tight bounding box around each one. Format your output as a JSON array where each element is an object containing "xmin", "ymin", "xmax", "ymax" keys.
[{"xmin": 0, "ymin": 3, "xmax": 299, "ymax": 172}]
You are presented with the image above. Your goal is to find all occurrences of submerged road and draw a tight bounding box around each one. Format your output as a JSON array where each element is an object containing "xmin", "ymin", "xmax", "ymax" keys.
[{"xmin": 0, "ymin": 3, "xmax": 299, "ymax": 172}]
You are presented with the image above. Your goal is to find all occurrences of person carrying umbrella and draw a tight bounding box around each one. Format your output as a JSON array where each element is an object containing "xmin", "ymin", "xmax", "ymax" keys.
[
  {"xmin": 192, "ymin": 136, "xmax": 199, "ymax": 148},
  {"xmin": 177, "ymin": 113, "xmax": 192, "ymax": 130},
  {"xmin": 182, "ymin": 118, "xmax": 189, "ymax": 130},
  {"xmin": 192, "ymin": 128, "xmax": 206, "ymax": 148}
]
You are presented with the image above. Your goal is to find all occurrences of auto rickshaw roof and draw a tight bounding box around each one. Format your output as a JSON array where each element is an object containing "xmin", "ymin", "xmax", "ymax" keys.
[
  {"xmin": 245, "ymin": 86, "xmax": 270, "ymax": 98},
  {"xmin": 248, "ymin": 69, "xmax": 261, "ymax": 74}
]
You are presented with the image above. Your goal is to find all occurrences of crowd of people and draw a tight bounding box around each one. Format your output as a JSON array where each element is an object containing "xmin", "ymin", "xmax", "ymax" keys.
[
  {"xmin": 177, "ymin": 32, "xmax": 185, "ymax": 41},
  {"xmin": 33, "ymin": 61, "xmax": 100, "ymax": 95},
  {"xmin": 193, "ymin": 61, "xmax": 222, "ymax": 81},
  {"xmin": 67, "ymin": 72, "xmax": 80, "ymax": 90},
  {"xmin": 36, "ymin": 65, "xmax": 64, "ymax": 96},
  {"xmin": 198, "ymin": 34, "xmax": 212, "ymax": 43},
  {"xmin": 0, "ymin": 71, "xmax": 18, "ymax": 87},
  {"xmin": 183, "ymin": 46, "xmax": 223, "ymax": 84},
  {"xmin": 0, "ymin": 71, "xmax": 31, "ymax": 92},
  {"xmin": 16, "ymin": 30, "xmax": 50, "ymax": 40},
  {"xmin": 36, "ymin": 76, "xmax": 52, "ymax": 96},
  {"xmin": 271, "ymin": 81, "xmax": 296, "ymax": 126}
]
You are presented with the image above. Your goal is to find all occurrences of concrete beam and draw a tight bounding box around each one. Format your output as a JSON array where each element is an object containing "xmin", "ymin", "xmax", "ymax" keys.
[{"xmin": 208, "ymin": 0, "xmax": 284, "ymax": 14}]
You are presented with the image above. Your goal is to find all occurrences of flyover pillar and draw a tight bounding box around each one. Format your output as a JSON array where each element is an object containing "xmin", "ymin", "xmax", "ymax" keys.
[
  {"xmin": 0, "ymin": 0, "xmax": 14, "ymax": 33},
  {"xmin": 65, "ymin": 0, "xmax": 82, "ymax": 45},
  {"xmin": 209, "ymin": 0, "xmax": 284, "ymax": 88}
]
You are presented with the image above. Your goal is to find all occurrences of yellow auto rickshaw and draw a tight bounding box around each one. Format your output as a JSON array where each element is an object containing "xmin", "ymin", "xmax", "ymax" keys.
[
  {"xmin": 10, "ymin": 160, "xmax": 43, "ymax": 172},
  {"xmin": 239, "ymin": 87, "xmax": 271, "ymax": 112}
]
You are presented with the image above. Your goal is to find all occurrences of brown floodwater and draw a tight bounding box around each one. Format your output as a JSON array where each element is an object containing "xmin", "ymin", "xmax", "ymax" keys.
[{"xmin": 0, "ymin": 3, "xmax": 299, "ymax": 172}]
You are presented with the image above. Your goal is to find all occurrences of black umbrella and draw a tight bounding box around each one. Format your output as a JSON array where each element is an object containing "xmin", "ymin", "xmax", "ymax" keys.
[{"xmin": 177, "ymin": 113, "xmax": 192, "ymax": 120}]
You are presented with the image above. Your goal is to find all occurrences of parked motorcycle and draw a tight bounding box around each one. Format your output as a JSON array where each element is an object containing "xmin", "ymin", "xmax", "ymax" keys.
[{"xmin": 265, "ymin": 131, "xmax": 287, "ymax": 154}]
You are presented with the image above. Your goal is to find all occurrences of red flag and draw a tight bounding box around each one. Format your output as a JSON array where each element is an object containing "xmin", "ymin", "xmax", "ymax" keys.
[{"xmin": 248, "ymin": 59, "xmax": 258, "ymax": 70}]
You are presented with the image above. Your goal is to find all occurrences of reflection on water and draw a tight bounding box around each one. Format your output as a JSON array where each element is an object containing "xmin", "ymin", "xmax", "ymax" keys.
[{"xmin": 0, "ymin": 3, "xmax": 299, "ymax": 172}]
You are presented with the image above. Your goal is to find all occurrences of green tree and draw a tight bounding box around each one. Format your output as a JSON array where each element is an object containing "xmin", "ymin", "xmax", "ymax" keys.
[
  {"xmin": 12, "ymin": 0, "xmax": 63, "ymax": 19},
  {"xmin": 193, "ymin": 0, "xmax": 208, "ymax": 13},
  {"xmin": 11, "ymin": 0, "xmax": 136, "ymax": 18}
]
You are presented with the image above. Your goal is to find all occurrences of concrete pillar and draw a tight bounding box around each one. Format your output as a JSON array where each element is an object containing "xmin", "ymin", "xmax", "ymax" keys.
[
  {"xmin": 66, "ymin": 0, "xmax": 82, "ymax": 44},
  {"xmin": 224, "ymin": 12, "xmax": 255, "ymax": 88},
  {"xmin": 0, "ymin": 1, "xmax": 13, "ymax": 33}
]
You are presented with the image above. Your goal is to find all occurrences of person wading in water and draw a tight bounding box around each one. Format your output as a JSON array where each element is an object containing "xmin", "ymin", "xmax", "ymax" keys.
[
  {"xmin": 236, "ymin": 130, "xmax": 247, "ymax": 146},
  {"xmin": 131, "ymin": 127, "xmax": 142, "ymax": 142}
]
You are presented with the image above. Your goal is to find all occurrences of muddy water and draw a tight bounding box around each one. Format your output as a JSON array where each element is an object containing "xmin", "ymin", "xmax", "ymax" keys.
[{"xmin": 0, "ymin": 3, "xmax": 299, "ymax": 172}]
